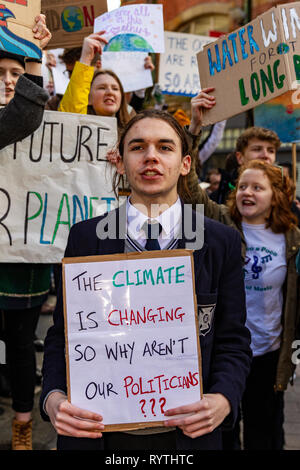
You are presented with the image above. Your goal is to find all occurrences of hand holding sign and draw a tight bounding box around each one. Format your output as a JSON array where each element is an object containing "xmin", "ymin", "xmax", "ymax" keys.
[
  {"xmin": 32, "ymin": 14, "xmax": 52, "ymax": 51},
  {"xmin": 144, "ymin": 54, "xmax": 155, "ymax": 71},
  {"xmin": 189, "ymin": 87, "xmax": 216, "ymax": 135},
  {"xmin": 63, "ymin": 251, "xmax": 202, "ymax": 431},
  {"xmin": 46, "ymin": 391, "xmax": 104, "ymax": 438},
  {"xmin": 23, "ymin": 14, "xmax": 52, "ymax": 76},
  {"xmin": 80, "ymin": 31, "xmax": 108, "ymax": 66},
  {"xmin": 106, "ymin": 148, "xmax": 121, "ymax": 165},
  {"xmin": 164, "ymin": 393, "xmax": 231, "ymax": 438}
]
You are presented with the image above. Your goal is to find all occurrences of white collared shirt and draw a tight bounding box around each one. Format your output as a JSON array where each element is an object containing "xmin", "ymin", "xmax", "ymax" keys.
[{"xmin": 126, "ymin": 197, "xmax": 182, "ymax": 249}]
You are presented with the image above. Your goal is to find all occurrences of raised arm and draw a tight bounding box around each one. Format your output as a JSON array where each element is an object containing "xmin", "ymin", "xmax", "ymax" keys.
[
  {"xmin": 58, "ymin": 32, "xmax": 107, "ymax": 114},
  {"xmin": 0, "ymin": 14, "xmax": 51, "ymax": 149},
  {"xmin": 198, "ymin": 120, "xmax": 227, "ymax": 165},
  {"xmin": 181, "ymin": 88, "xmax": 235, "ymax": 226}
]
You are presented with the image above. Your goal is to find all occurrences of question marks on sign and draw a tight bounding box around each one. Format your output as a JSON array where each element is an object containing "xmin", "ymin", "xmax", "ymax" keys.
[
  {"xmin": 139, "ymin": 397, "xmax": 166, "ymax": 417},
  {"xmin": 150, "ymin": 398, "xmax": 156, "ymax": 416},
  {"xmin": 139, "ymin": 399, "xmax": 146, "ymax": 417},
  {"xmin": 159, "ymin": 397, "xmax": 166, "ymax": 414}
]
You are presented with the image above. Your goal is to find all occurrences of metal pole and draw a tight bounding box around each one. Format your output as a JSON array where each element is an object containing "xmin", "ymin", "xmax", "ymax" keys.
[
  {"xmin": 292, "ymin": 143, "xmax": 297, "ymax": 199},
  {"xmin": 245, "ymin": 0, "xmax": 254, "ymax": 127}
]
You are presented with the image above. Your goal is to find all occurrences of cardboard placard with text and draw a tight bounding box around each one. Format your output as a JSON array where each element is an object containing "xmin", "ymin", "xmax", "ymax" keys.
[
  {"xmin": 197, "ymin": 2, "xmax": 300, "ymax": 125},
  {"xmin": 41, "ymin": 0, "xmax": 107, "ymax": 49},
  {"xmin": 0, "ymin": 1, "xmax": 42, "ymax": 59},
  {"xmin": 0, "ymin": 111, "xmax": 118, "ymax": 264},
  {"xmin": 94, "ymin": 4, "xmax": 165, "ymax": 53},
  {"xmin": 159, "ymin": 31, "xmax": 213, "ymax": 97},
  {"xmin": 63, "ymin": 250, "xmax": 202, "ymax": 431}
]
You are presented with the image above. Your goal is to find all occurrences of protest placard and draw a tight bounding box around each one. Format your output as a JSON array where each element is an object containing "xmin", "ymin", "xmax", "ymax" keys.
[
  {"xmin": 0, "ymin": 111, "xmax": 118, "ymax": 264},
  {"xmin": 159, "ymin": 31, "xmax": 213, "ymax": 97},
  {"xmin": 101, "ymin": 51, "xmax": 153, "ymax": 92},
  {"xmin": 0, "ymin": 1, "xmax": 42, "ymax": 59},
  {"xmin": 42, "ymin": 49, "xmax": 70, "ymax": 96},
  {"xmin": 254, "ymin": 90, "xmax": 300, "ymax": 143},
  {"xmin": 94, "ymin": 3, "xmax": 165, "ymax": 53},
  {"xmin": 197, "ymin": 2, "xmax": 300, "ymax": 125},
  {"xmin": 63, "ymin": 250, "xmax": 202, "ymax": 430},
  {"xmin": 51, "ymin": 58, "xmax": 70, "ymax": 95},
  {"xmin": 41, "ymin": 0, "xmax": 107, "ymax": 49}
]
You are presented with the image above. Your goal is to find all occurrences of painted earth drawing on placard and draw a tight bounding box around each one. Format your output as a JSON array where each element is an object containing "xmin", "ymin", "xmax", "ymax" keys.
[
  {"xmin": 104, "ymin": 33, "xmax": 154, "ymax": 52},
  {"xmin": 61, "ymin": 6, "xmax": 84, "ymax": 32},
  {"xmin": 0, "ymin": 5, "xmax": 41, "ymax": 58},
  {"xmin": 255, "ymin": 90, "xmax": 300, "ymax": 143}
]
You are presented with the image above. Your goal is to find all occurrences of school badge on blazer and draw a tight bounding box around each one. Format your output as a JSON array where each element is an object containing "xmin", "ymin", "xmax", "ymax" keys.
[{"xmin": 198, "ymin": 304, "xmax": 216, "ymax": 336}]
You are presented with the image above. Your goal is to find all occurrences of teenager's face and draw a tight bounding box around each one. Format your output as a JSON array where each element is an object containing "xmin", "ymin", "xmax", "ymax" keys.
[
  {"xmin": 236, "ymin": 169, "xmax": 273, "ymax": 225},
  {"xmin": 236, "ymin": 138, "xmax": 276, "ymax": 165},
  {"xmin": 117, "ymin": 118, "xmax": 191, "ymax": 206},
  {"xmin": 89, "ymin": 73, "xmax": 122, "ymax": 117},
  {"xmin": 0, "ymin": 58, "xmax": 24, "ymax": 104}
]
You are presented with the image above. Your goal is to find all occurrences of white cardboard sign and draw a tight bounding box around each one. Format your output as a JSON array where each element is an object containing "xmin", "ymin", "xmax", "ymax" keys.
[
  {"xmin": 159, "ymin": 31, "xmax": 213, "ymax": 97},
  {"xmin": 197, "ymin": 2, "xmax": 300, "ymax": 125},
  {"xmin": 0, "ymin": 111, "xmax": 118, "ymax": 263},
  {"xmin": 101, "ymin": 51, "xmax": 153, "ymax": 92},
  {"xmin": 63, "ymin": 251, "xmax": 202, "ymax": 430},
  {"xmin": 0, "ymin": 0, "xmax": 42, "ymax": 59},
  {"xmin": 94, "ymin": 4, "xmax": 165, "ymax": 53}
]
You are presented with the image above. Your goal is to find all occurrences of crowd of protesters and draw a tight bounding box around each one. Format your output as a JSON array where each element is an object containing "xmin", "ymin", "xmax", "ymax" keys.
[{"xmin": 0, "ymin": 10, "xmax": 299, "ymax": 453}]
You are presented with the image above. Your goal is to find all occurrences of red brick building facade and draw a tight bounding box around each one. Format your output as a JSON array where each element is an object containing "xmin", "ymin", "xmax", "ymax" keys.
[
  {"xmin": 121, "ymin": 0, "xmax": 290, "ymax": 33},
  {"xmin": 121, "ymin": 0, "xmax": 243, "ymax": 33}
]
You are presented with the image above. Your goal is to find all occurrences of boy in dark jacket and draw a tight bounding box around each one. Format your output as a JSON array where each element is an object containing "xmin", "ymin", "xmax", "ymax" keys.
[{"xmin": 41, "ymin": 109, "xmax": 252, "ymax": 451}]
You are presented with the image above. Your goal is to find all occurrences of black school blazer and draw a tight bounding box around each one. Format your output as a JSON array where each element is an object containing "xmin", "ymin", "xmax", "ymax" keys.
[{"xmin": 40, "ymin": 204, "xmax": 251, "ymax": 450}]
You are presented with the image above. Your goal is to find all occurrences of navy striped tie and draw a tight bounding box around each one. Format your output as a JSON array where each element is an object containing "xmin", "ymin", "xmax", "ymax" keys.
[{"xmin": 144, "ymin": 221, "xmax": 162, "ymax": 251}]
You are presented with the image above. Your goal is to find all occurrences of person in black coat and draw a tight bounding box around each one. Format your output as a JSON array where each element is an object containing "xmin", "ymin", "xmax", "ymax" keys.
[
  {"xmin": 0, "ymin": 15, "xmax": 51, "ymax": 150},
  {"xmin": 40, "ymin": 109, "xmax": 252, "ymax": 450},
  {"xmin": 0, "ymin": 14, "xmax": 52, "ymax": 451},
  {"xmin": 0, "ymin": 69, "xmax": 48, "ymax": 150}
]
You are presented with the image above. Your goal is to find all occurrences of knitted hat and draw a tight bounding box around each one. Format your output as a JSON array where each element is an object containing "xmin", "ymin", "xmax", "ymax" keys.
[{"xmin": 0, "ymin": 50, "xmax": 25, "ymax": 69}]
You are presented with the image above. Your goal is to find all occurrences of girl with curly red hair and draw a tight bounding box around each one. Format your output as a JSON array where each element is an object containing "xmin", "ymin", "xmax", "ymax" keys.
[
  {"xmin": 226, "ymin": 160, "xmax": 300, "ymax": 450},
  {"xmin": 183, "ymin": 158, "xmax": 300, "ymax": 449},
  {"xmin": 227, "ymin": 160, "xmax": 297, "ymax": 232}
]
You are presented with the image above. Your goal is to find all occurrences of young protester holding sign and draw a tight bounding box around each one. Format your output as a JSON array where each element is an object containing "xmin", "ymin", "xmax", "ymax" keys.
[
  {"xmin": 57, "ymin": 31, "xmax": 152, "ymax": 130},
  {"xmin": 40, "ymin": 109, "xmax": 252, "ymax": 450},
  {"xmin": 0, "ymin": 14, "xmax": 52, "ymax": 451}
]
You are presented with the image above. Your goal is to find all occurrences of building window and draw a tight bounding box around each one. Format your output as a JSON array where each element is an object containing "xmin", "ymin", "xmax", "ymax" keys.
[{"xmin": 178, "ymin": 13, "xmax": 229, "ymax": 36}]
